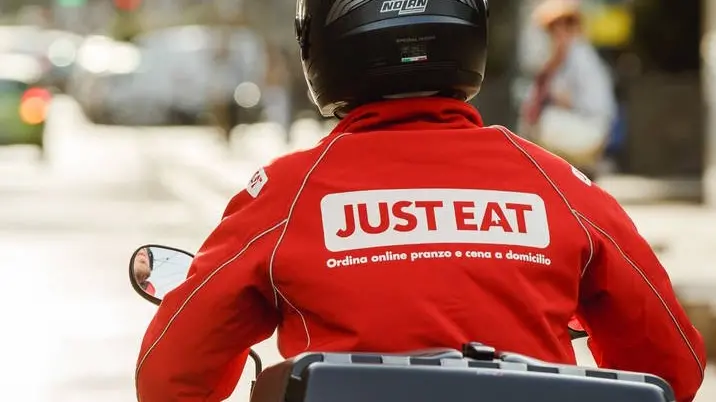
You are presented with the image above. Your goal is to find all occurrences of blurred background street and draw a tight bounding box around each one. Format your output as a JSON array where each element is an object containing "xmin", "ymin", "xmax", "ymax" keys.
[{"xmin": 0, "ymin": 0, "xmax": 715, "ymax": 401}]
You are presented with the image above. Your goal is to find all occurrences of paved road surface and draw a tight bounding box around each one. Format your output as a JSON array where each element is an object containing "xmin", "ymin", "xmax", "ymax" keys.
[{"xmin": 1, "ymin": 96, "xmax": 713, "ymax": 401}]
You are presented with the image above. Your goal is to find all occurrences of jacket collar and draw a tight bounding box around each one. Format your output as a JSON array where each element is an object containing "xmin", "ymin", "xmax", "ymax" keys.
[{"xmin": 329, "ymin": 97, "xmax": 484, "ymax": 135}]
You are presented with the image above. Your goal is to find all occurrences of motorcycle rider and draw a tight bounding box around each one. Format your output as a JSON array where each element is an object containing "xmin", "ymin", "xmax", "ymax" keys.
[{"xmin": 135, "ymin": 0, "xmax": 706, "ymax": 401}]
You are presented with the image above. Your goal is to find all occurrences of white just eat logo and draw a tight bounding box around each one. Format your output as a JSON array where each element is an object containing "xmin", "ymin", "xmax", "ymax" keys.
[{"xmin": 320, "ymin": 189, "xmax": 551, "ymax": 252}]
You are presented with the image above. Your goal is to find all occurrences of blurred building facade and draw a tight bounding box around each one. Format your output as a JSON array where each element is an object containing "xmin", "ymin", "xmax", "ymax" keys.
[
  {"xmin": 5, "ymin": 0, "xmax": 711, "ymax": 185},
  {"xmin": 624, "ymin": 0, "xmax": 702, "ymax": 178},
  {"xmin": 704, "ymin": 0, "xmax": 716, "ymax": 205}
]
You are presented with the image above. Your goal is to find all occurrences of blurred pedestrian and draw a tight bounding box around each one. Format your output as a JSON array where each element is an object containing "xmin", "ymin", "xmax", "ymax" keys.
[{"xmin": 521, "ymin": 0, "xmax": 617, "ymax": 180}]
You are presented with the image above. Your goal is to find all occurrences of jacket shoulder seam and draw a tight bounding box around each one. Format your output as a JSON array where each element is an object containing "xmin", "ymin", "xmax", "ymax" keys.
[
  {"xmin": 490, "ymin": 125, "xmax": 594, "ymax": 276},
  {"xmin": 267, "ymin": 131, "xmax": 356, "ymax": 352}
]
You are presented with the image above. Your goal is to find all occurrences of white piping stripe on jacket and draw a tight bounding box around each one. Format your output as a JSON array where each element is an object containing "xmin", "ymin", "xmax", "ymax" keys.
[
  {"xmin": 492, "ymin": 125, "xmax": 594, "ymax": 275},
  {"xmin": 493, "ymin": 124, "xmax": 703, "ymax": 380},
  {"xmin": 135, "ymin": 219, "xmax": 287, "ymax": 399},
  {"xmin": 574, "ymin": 210, "xmax": 705, "ymax": 378},
  {"xmin": 267, "ymin": 132, "xmax": 355, "ymax": 351},
  {"xmin": 138, "ymin": 131, "xmax": 356, "ymax": 389}
]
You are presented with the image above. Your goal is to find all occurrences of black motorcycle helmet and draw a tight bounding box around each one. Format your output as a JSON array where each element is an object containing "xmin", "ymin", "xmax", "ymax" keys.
[{"xmin": 295, "ymin": 0, "xmax": 489, "ymax": 118}]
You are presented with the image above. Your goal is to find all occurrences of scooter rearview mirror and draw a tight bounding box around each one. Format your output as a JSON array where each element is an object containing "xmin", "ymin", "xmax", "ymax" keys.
[
  {"xmin": 129, "ymin": 244, "xmax": 195, "ymax": 306},
  {"xmin": 128, "ymin": 244, "xmax": 265, "ymax": 384}
]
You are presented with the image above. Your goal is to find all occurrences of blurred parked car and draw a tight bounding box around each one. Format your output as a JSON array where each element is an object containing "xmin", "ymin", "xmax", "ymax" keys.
[
  {"xmin": 127, "ymin": 25, "xmax": 268, "ymax": 129},
  {"xmin": 0, "ymin": 25, "xmax": 52, "ymax": 81},
  {"xmin": 0, "ymin": 26, "xmax": 84, "ymax": 94},
  {"xmin": 100, "ymin": 71, "xmax": 171, "ymax": 126},
  {"xmin": 66, "ymin": 35, "xmax": 142, "ymax": 124},
  {"xmin": 43, "ymin": 30, "xmax": 83, "ymax": 93},
  {"xmin": 0, "ymin": 53, "xmax": 52, "ymax": 158}
]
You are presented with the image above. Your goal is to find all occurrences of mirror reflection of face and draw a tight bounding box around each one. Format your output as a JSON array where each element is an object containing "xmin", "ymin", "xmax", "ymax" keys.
[{"xmin": 134, "ymin": 247, "xmax": 152, "ymax": 283}]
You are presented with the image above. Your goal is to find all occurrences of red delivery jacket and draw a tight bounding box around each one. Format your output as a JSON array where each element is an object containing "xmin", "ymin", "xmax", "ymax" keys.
[{"xmin": 135, "ymin": 98, "xmax": 706, "ymax": 402}]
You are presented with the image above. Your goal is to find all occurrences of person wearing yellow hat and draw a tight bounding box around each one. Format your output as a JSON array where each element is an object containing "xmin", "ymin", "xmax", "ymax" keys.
[{"xmin": 522, "ymin": 0, "xmax": 617, "ymax": 180}]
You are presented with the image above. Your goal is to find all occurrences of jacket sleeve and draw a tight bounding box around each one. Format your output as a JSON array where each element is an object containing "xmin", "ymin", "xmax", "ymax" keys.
[
  {"xmin": 574, "ymin": 201, "xmax": 706, "ymax": 402},
  {"xmin": 135, "ymin": 191, "xmax": 282, "ymax": 402}
]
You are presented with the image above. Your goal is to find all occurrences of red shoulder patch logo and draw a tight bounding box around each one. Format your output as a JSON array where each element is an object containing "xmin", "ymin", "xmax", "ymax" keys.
[{"xmin": 247, "ymin": 168, "xmax": 269, "ymax": 198}]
